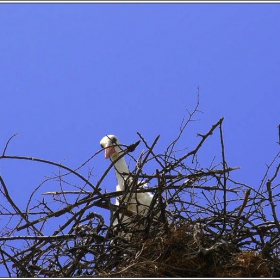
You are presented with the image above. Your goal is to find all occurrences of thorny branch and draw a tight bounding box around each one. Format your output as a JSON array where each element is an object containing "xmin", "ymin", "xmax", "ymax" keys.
[{"xmin": 0, "ymin": 100, "xmax": 279, "ymax": 277}]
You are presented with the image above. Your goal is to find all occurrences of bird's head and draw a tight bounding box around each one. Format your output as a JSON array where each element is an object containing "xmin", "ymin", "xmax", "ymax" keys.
[{"xmin": 100, "ymin": 135, "xmax": 121, "ymax": 160}]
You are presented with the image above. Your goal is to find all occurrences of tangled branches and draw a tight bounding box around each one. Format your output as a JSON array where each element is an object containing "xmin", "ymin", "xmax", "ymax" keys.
[{"xmin": 0, "ymin": 106, "xmax": 279, "ymax": 277}]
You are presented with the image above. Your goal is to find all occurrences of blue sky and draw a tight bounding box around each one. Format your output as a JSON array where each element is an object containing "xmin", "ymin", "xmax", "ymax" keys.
[{"xmin": 0, "ymin": 3, "xmax": 279, "ymax": 274}]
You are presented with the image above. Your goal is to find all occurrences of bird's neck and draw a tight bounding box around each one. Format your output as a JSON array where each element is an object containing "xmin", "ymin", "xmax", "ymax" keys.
[{"xmin": 111, "ymin": 152, "xmax": 130, "ymax": 191}]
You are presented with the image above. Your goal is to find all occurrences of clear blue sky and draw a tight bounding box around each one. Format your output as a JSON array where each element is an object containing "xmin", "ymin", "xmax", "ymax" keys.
[{"xmin": 0, "ymin": 3, "xmax": 279, "ymax": 274}]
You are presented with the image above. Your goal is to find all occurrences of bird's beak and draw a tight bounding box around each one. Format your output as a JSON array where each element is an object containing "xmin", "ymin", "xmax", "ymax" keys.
[{"xmin": 105, "ymin": 146, "xmax": 116, "ymax": 159}]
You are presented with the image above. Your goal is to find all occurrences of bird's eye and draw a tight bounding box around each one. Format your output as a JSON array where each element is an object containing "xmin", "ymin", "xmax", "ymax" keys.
[{"xmin": 111, "ymin": 137, "xmax": 117, "ymax": 144}]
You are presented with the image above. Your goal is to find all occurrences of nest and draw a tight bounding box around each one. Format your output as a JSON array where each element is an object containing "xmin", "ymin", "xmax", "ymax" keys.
[
  {"xmin": 0, "ymin": 113, "xmax": 280, "ymax": 277},
  {"xmin": 101, "ymin": 223, "xmax": 278, "ymax": 278}
]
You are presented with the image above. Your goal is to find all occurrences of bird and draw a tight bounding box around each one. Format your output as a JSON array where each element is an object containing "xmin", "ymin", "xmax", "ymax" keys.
[{"xmin": 100, "ymin": 135, "xmax": 156, "ymax": 235}]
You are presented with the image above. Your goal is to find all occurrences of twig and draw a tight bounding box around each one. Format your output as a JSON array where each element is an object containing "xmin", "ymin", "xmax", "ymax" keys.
[
  {"xmin": 2, "ymin": 133, "xmax": 18, "ymax": 156},
  {"xmin": 165, "ymin": 117, "xmax": 224, "ymax": 171},
  {"xmin": 266, "ymin": 163, "xmax": 280, "ymax": 232},
  {"xmin": 166, "ymin": 87, "xmax": 201, "ymax": 156},
  {"xmin": 42, "ymin": 191, "xmax": 91, "ymax": 195},
  {"xmin": 232, "ymin": 189, "xmax": 251, "ymax": 236}
]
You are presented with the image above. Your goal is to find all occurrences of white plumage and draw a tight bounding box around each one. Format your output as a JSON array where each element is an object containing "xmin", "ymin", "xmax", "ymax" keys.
[{"xmin": 100, "ymin": 135, "xmax": 155, "ymax": 231}]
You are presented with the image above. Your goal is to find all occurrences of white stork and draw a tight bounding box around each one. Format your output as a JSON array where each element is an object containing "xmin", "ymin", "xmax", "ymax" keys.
[{"xmin": 100, "ymin": 135, "xmax": 155, "ymax": 232}]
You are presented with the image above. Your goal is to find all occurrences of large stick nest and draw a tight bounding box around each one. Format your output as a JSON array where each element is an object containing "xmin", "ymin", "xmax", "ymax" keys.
[{"xmin": 0, "ymin": 103, "xmax": 280, "ymax": 277}]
